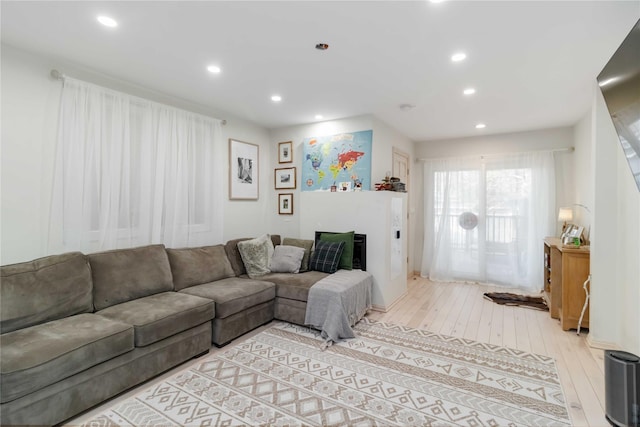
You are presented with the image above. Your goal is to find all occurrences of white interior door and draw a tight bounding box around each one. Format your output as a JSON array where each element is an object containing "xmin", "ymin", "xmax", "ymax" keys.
[{"xmin": 392, "ymin": 148, "xmax": 410, "ymax": 274}]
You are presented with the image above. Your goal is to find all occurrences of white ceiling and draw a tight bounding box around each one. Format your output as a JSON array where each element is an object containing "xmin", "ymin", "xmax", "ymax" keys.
[{"xmin": 2, "ymin": 1, "xmax": 638, "ymax": 141}]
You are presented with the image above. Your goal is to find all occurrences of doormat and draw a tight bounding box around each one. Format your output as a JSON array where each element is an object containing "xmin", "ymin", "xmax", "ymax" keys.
[{"xmin": 483, "ymin": 292, "xmax": 549, "ymax": 311}]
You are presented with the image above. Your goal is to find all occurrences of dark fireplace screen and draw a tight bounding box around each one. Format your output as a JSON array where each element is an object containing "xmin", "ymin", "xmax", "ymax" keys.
[{"xmin": 314, "ymin": 231, "xmax": 367, "ymax": 271}]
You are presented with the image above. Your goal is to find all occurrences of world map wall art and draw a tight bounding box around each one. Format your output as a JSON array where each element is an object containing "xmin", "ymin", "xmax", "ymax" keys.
[{"xmin": 301, "ymin": 130, "xmax": 372, "ymax": 192}]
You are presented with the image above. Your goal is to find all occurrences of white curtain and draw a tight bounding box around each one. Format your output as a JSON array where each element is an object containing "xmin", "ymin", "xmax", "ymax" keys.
[
  {"xmin": 420, "ymin": 151, "xmax": 556, "ymax": 290},
  {"xmin": 48, "ymin": 78, "xmax": 224, "ymax": 253}
]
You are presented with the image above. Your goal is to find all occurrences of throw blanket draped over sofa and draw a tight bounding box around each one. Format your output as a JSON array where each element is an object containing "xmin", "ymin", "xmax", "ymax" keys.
[{"xmin": 0, "ymin": 234, "xmax": 372, "ymax": 426}]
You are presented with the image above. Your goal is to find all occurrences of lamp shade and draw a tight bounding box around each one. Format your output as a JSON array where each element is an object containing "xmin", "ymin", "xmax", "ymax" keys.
[{"xmin": 558, "ymin": 207, "xmax": 573, "ymax": 222}]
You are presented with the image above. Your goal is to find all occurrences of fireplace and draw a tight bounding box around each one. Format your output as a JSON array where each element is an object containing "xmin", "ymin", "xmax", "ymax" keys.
[{"xmin": 314, "ymin": 231, "xmax": 367, "ymax": 271}]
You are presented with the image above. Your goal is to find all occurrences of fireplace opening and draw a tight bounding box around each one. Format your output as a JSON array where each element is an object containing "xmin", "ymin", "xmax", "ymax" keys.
[{"xmin": 314, "ymin": 231, "xmax": 367, "ymax": 271}]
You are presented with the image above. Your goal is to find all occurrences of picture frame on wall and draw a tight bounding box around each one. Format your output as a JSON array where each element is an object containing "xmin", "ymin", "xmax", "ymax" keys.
[
  {"xmin": 278, "ymin": 193, "xmax": 293, "ymax": 215},
  {"xmin": 275, "ymin": 167, "xmax": 296, "ymax": 189},
  {"xmin": 229, "ymin": 139, "xmax": 259, "ymax": 200},
  {"xmin": 278, "ymin": 141, "xmax": 293, "ymax": 163}
]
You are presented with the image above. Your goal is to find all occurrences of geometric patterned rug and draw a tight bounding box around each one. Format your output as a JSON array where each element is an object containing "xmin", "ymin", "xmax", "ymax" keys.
[{"xmin": 76, "ymin": 319, "xmax": 571, "ymax": 426}]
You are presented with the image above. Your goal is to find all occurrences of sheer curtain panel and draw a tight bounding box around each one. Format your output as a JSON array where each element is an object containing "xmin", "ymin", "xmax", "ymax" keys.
[
  {"xmin": 48, "ymin": 78, "xmax": 224, "ymax": 253},
  {"xmin": 420, "ymin": 151, "xmax": 556, "ymax": 290}
]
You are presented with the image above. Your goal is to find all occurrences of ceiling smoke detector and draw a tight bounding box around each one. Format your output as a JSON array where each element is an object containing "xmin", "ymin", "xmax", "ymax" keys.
[
  {"xmin": 315, "ymin": 43, "xmax": 329, "ymax": 50},
  {"xmin": 399, "ymin": 104, "xmax": 416, "ymax": 112}
]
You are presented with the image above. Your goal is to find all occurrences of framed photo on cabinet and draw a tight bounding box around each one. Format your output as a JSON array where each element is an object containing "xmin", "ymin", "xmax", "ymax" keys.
[
  {"xmin": 274, "ymin": 167, "xmax": 296, "ymax": 190},
  {"xmin": 278, "ymin": 193, "xmax": 293, "ymax": 215},
  {"xmin": 229, "ymin": 139, "xmax": 259, "ymax": 200},
  {"xmin": 278, "ymin": 141, "xmax": 293, "ymax": 163}
]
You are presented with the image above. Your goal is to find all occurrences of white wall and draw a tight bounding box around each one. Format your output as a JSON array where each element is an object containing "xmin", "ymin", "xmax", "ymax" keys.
[
  {"xmin": 589, "ymin": 87, "xmax": 640, "ymax": 355},
  {"xmin": 1, "ymin": 44, "xmax": 271, "ymax": 264},
  {"xmin": 573, "ymin": 113, "xmax": 594, "ymax": 240},
  {"xmin": 267, "ymin": 115, "xmax": 373, "ymax": 240},
  {"xmin": 268, "ymin": 115, "xmax": 415, "ymax": 245},
  {"xmin": 413, "ymin": 127, "xmax": 576, "ymax": 274}
]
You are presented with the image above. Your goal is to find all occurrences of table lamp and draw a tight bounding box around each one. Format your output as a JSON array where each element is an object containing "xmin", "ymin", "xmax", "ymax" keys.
[{"xmin": 558, "ymin": 207, "xmax": 573, "ymax": 235}]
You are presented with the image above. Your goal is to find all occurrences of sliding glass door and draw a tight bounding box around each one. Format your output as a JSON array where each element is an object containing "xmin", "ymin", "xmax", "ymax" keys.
[{"xmin": 422, "ymin": 152, "xmax": 555, "ymax": 290}]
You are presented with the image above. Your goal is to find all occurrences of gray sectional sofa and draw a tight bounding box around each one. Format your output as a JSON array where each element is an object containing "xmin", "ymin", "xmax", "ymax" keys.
[{"xmin": 0, "ymin": 235, "xmax": 332, "ymax": 426}]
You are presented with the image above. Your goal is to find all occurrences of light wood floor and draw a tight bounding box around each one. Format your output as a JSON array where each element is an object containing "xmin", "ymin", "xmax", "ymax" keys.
[
  {"xmin": 367, "ymin": 276, "xmax": 608, "ymax": 427},
  {"xmin": 69, "ymin": 277, "xmax": 608, "ymax": 426}
]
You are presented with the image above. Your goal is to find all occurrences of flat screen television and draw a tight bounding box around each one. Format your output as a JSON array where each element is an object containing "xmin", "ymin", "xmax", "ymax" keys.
[{"xmin": 597, "ymin": 18, "xmax": 640, "ymax": 192}]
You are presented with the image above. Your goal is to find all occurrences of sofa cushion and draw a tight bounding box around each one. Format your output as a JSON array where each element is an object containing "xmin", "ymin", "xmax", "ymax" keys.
[
  {"xmin": 0, "ymin": 252, "xmax": 93, "ymax": 334},
  {"xmin": 96, "ymin": 292, "xmax": 215, "ymax": 347},
  {"xmin": 237, "ymin": 234, "xmax": 274, "ymax": 278},
  {"xmin": 179, "ymin": 277, "xmax": 275, "ymax": 319},
  {"xmin": 167, "ymin": 245, "xmax": 236, "ymax": 291},
  {"xmin": 225, "ymin": 235, "xmax": 281, "ymax": 277},
  {"xmin": 261, "ymin": 271, "xmax": 329, "ymax": 302},
  {"xmin": 88, "ymin": 245, "xmax": 174, "ymax": 311},
  {"xmin": 0, "ymin": 313, "xmax": 133, "ymax": 403},
  {"xmin": 269, "ymin": 245, "xmax": 305, "ymax": 273},
  {"xmin": 282, "ymin": 238, "xmax": 314, "ymax": 272},
  {"xmin": 309, "ymin": 240, "xmax": 345, "ymax": 274},
  {"xmin": 224, "ymin": 238, "xmax": 251, "ymax": 276},
  {"xmin": 320, "ymin": 231, "xmax": 355, "ymax": 270}
]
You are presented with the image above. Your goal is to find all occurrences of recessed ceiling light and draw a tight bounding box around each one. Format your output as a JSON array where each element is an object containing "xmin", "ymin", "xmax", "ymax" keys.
[
  {"xmin": 315, "ymin": 114, "xmax": 323, "ymax": 120},
  {"xmin": 97, "ymin": 15, "xmax": 118, "ymax": 28},
  {"xmin": 463, "ymin": 88, "xmax": 476, "ymax": 95},
  {"xmin": 206, "ymin": 65, "xmax": 221, "ymax": 74},
  {"xmin": 451, "ymin": 52, "xmax": 467, "ymax": 62},
  {"xmin": 430, "ymin": 0, "xmax": 446, "ymax": 3},
  {"xmin": 271, "ymin": 95, "xmax": 282, "ymax": 102},
  {"xmin": 475, "ymin": 123, "xmax": 486, "ymax": 129}
]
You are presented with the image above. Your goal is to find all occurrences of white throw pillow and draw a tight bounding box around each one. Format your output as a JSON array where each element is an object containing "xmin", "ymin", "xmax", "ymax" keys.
[
  {"xmin": 269, "ymin": 245, "xmax": 305, "ymax": 273},
  {"xmin": 237, "ymin": 234, "xmax": 274, "ymax": 278}
]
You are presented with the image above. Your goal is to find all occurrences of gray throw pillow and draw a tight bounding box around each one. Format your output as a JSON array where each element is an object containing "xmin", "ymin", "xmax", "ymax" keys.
[
  {"xmin": 237, "ymin": 234, "xmax": 274, "ymax": 278},
  {"xmin": 269, "ymin": 245, "xmax": 305, "ymax": 273},
  {"xmin": 282, "ymin": 237, "xmax": 314, "ymax": 272}
]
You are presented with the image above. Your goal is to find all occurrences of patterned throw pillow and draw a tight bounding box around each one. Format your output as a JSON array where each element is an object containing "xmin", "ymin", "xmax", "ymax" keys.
[
  {"xmin": 309, "ymin": 240, "xmax": 345, "ymax": 274},
  {"xmin": 282, "ymin": 237, "xmax": 314, "ymax": 272},
  {"xmin": 237, "ymin": 234, "xmax": 274, "ymax": 278},
  {"xmin": 269, "ymin": 245, "xmax": 305, "ymax": 273},
  {"xmin": 320, "ymin": 231, "xmax": 355, "ymax": 270}
]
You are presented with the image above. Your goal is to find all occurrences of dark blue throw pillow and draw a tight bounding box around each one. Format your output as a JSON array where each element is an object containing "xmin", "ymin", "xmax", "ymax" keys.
[{"xmin": 309, "ymin": 240, "xmax": 345, "ymax": 274}]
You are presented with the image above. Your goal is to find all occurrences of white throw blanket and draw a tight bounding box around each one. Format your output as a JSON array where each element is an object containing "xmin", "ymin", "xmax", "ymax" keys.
[{"xmin": 304, "ymin": 269, "xmax": 373, "ymax": 347}]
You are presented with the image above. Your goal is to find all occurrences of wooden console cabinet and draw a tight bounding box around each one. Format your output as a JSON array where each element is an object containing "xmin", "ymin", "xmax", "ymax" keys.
[{"xmin": 543, "ymin": 237, "xmax": 590, "ymax": 331}]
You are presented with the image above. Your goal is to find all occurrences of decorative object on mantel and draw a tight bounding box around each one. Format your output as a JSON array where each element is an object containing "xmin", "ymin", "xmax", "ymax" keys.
[
  {"xmin": 301, "ymin": 130, "xmax": 372, "ymax": 192},
  {"xmin": 375, "ymin": 174, "xmax": 406, "ymax": 191},
  {"xmin": 229, "ymin": 139, "xmax": 259, "ymax": 200}
]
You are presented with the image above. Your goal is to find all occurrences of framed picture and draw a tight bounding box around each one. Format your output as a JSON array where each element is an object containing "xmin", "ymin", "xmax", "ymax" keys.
[
  {"xmin": 278, "ymin": 193, "xmax": 293, "ymax": 215},
  {"xmin": 568, "ymin": 225, "xmax": 584, "ymax": 239},
  {"xmin": 275, "ymin": 167, "xmax": 296, "ymax": 189},
  {"xmin": 278, "ymin": 141, "xmax": 293, "ymax": 163},
  {"xmin": 229, "ymin": 139, "xmax": 259, "ymax": 200}
]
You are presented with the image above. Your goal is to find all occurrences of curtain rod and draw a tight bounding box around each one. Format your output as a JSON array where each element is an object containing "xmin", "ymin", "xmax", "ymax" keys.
[
  {"xmin": 417, "ymin": 146, "xmax": 574, "ymax": 162},
  {"xmin": 49, "ymin": 69, "xmax": 227, "ymax": 125}
]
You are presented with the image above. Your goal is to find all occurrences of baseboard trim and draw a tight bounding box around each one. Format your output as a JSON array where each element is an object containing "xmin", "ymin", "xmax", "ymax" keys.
[
  {"xmin": 371, "ymin": 290, "xmax": 409, "ymax": 313},
  {"xmin": 586, "ymin": 335, "xmax": 621, "ymax": 350}
]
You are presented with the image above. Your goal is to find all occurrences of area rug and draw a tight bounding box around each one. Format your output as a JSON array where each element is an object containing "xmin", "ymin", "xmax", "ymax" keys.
[
  {"xmin": 483, "ymin": 292, "xmax": 549, "ymax": 311},
  {"xmin": 76, "ymin": 319, "xmax": 570, "ymax": 426}
]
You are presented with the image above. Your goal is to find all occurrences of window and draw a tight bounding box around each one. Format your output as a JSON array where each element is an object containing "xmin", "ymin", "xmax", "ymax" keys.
[{"xmin": 49, "ymin": 78, "xmax": 224, "ymax": 253}]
